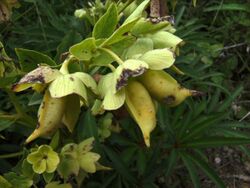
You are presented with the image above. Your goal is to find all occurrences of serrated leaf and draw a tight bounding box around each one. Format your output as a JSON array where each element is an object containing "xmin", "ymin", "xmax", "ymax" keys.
[
  {"xmin": 93, "ymin": 3, "xmax": 118, "ymax": 39},
  {"xmin": 15, "ymin": 48, "xmax": 56, "ymax": 72}
]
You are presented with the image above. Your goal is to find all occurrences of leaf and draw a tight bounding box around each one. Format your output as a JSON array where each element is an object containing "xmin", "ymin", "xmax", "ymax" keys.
[
  {"xmin": 124, "ymin": 38, "xmax": 153, "ymax": 59},
  {"xmin": 182, "ymin": 137, "xmax": 250, "ymax": 148},
  {"xmin": 15, "ymin": 48, "xmax": 56, "ymax": 72},
  {"xmin": 180, "ymin": 152, "xmax": 200, "ymax": 188},
  {"xmin": 4, "ymin": 172, "xmax": 33, "ymax": 188},
  {"xmin": 0, "ymin": 175, "xmax": 12, "ymax": 188},
  {"xmin": 45, "ymin": 182, "xmax": 72, "ymax": 188},
  {"xmin": 131, "ymin": 19, "xmax": 170, "ymax": 36},
  {"xmin": 57, "ymin": 155, "xmax": 80, "ymax": 179},
  {"xmin": 0, "ymin": 77, "xmax": 16, "ymax": 88},
  {"xmin": 93, "ymin": 3, "xmax": 118, "ymax": 39},
  {"xmin": 0, "ymin": 119, "xmax": 15, "ymax": 132},
  {"xmin": 124, "ymin": 0, "xmax": 150, "ymax": 24},
  {"xmin": 103, "ymin": 145, "xmax": 137, "ymax": 183},
  {"xmin": 101, "ymin": 18, "xmax": 140, "ymax": 46},
  {"xmin": 204, "ymin": 3, "xmax": 250, "ymax": 13},
  {"xmin": 75, "ymin": 110, "xmax": 99, "ymax": 142},
  {"xmin": 165, "ymin": 150, "xmax": 178, "ymax": 177},
  {"xmin": 182, "ymin": 152, "xmax": 226, "ymax": 188},
  {"xmin": 69, "ymin": 38, "xmax": 96, "ymax": 61},
  {"xmin": 181, "ymin": 113, "xmax": 226, "ymax": 142}
]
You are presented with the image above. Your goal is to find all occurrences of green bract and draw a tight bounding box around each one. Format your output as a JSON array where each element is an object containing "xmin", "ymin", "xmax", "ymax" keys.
[
  {"xmin": 58, "ymin": 137, "xmax": 107, "ymax": 178},
  {"xmin": 27, "ymin": 145, "xmax": 60, "ymax": 174}
]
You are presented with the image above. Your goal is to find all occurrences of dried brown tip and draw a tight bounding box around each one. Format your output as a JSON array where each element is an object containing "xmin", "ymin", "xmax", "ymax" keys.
[{"xmin": 190, "ymin": 90, "xmax": 206, "ymax": 97}]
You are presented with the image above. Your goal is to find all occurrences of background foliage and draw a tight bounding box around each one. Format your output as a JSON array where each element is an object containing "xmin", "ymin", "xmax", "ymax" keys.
[{"xmin": 0, "ymin": 0, "xmax": 250, "ymax": 187}]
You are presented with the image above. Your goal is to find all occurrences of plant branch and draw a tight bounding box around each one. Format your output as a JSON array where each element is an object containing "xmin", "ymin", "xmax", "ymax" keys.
[
  {"xmin": 98, "ymin": 47, "xmax": 124, "ymax": 65},
  {"xmin": 0, "ymin": 151, "xmax": 23, "ymax": 159}
]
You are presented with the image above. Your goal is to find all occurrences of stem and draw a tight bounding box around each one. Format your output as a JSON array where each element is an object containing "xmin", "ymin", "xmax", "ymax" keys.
[
  {"xmin": 0, "ymin": 151, "xmax": 23, "ymax": 159},
  {"xmin": 107, "ymin": 64, "xmax": 116, "ymax": 72},
  {"xmin": 150, "ymin": 0, "xmax": 160, "ymax": 17},
  {"xmin": 60, "ymin": 55, "xmax": 76, "ymax": 74},
  {"xmin": 98, "ymin": 47, "xmax": 124, "ymax": 65}
]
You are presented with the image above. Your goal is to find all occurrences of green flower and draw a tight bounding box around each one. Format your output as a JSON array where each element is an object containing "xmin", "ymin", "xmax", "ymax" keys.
[
  {"xmin": 27, "ymin": 145, "xmax": 60, "ymax": 174},
  {"xmin": 98, "ymin": 48, "xmax": 175, "ymax": 110},
  {"xmin": 58, "ymin": 137, "xmax": 109, "ymax": 178},
  {"xmin": 12, "ymin": 56, "xmax": 98, "ymax": 132}
]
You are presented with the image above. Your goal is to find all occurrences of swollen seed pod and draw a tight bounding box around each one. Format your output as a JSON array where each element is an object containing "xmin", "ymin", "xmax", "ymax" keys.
[
  {"xmin": 138, "ymin": 70, "xmax": 202, "ymax": 107},
  {"xmin": 25, "ymin": 90, "xmax": 66, "ymax": 143},
  {"xmin": 125, "ymin": 80, "xmax": 156, "ymax": 147}
]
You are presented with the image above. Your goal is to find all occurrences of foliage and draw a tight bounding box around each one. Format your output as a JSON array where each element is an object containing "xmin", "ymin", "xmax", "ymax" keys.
[{"xmin": 0, "ymin": 0, "xmax": 249, "ymax": 187}]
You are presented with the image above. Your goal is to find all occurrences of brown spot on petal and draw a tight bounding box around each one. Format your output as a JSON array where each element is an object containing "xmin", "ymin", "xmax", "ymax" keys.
[
  {"xmin": 69, "ymin": 77, "xmax": 74, "ymax": 81},
  {"xmin": 116, "ymin": 67, "xmax": 146, "ymax": 91}
]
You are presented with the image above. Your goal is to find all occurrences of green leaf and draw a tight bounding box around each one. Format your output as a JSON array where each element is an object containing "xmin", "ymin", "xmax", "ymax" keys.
[
  {"xmin": 69, "ymin": 38, "xmax": 96, "ymax": 61},
  {"xmin": 181, "ymin": 113, "xmax": 226, "ymax": 142},
  {"xmin": 45, "ymin": 182, "xmax": 72, "ymax": 188},
  {"xmin": 182, "ymin": 137, "xmax": 250, "ymax": 148},
  {"xmin": 180, "ymin": 152, "xmax": 200, "ymax": 188},
  {"xmin": 75, "ymin": 110, "xmax": 99, "ymax": 142},
  {"xmin": 165, "ymin": 150, "xmax": 178, "ymax": 177},
  {"xmin": 0, "ymin": 76, "xmax": 16, "ymax": 88},
  {"xmin": 0, "ymin": 119, "xmax": 15, "ymax": 132},
  {"xmin": 15, "ymin": 48, "xmax": 56, "ymax": 72},
  {"xmin": 124, "ymin": 38, "xmax": 153, "ymax": 59},
  {"xmin": 43, "ymin": 172, "xmax": 54, "ymax": 183},
  {"xmin": 0, "ymin": 175, "xmax": 12, "ymax": 188},
  {"xmin": 4, "ymin": 172, "xmax": 33, "ymax": 188},
  {"xmin": 182, "ymin": 152, "xmax": 226, "ymax": 188},
  {"xmin": 93, "ymin": 3, "xmax": 118, "ymax": 39},
  {"xmin": 124, "ymin": 0, "xmax": 150, "ymax": 24},
  {"xmin": 101, "ymin": 18, "xmax": 140, "ymax": 46},
  {"xmin": 204, "ymin": 3, "xmax": 250, "ymax": 13},
  {"xmin": 136, "ymin": 149, "xmax": 146, "ymax": 175},
  {"xmin": 131, "ymin": 19, "xmax": 170, "ymax": 36},
  {"xmin": 103, "ymin": 145, "xmax": 136, "ymax": 183}
]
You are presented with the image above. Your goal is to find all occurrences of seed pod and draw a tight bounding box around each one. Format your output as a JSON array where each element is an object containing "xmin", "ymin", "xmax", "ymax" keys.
[
  {"xmin": 125, "ymin": 80, "xmax": 156, "ymax": 147},
  {"xmin": 25, "ymin": 89, "xmax": 66, "ymax": 143},
  {"xmin": 139, "ymin": 70, "xmax": 202, "ymax": 107}
]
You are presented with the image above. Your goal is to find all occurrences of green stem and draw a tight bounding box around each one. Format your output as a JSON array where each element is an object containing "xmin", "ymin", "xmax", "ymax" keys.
[
  {"xmin": 98, "ymin": 47, "xmax": 124, "ymax": 65},
  {"xmin": 0, "ymin": 151, "xmax": 23, "ymax": 159},
  {"xmin": 60, "ymin": 55, "xmax": 76, "ymax": 74},
  {"xmin": 107, "ymin": 64, "xmax": 116, "ymax": 72}
]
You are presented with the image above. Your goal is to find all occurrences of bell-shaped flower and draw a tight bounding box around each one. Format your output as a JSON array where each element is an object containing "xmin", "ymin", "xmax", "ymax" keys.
[
  {"xmin": 12, "ymin": 60, "xmax": 98, "ymax": 134},
  {"xmin": 98, "ymin": 59, "xmax": 148, "ymax": 110},
  {"xmin": 27, "ymin": 145, "xmax": 59, "ymax": 174}
]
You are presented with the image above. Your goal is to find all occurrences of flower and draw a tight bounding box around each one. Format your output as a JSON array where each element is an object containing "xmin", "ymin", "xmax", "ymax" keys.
[{"xmin": 27, "ymin": 145, "xmax": 59, "ymax": 174}]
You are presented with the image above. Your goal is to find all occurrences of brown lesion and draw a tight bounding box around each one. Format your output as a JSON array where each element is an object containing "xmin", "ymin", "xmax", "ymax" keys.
[
  {"xmin": 116, "ymin": 67, "xmax": 147, "ymax": 91},
  {"xmin": 163, "ymin": 95, "xmax": 176, "ymax": 105}
]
